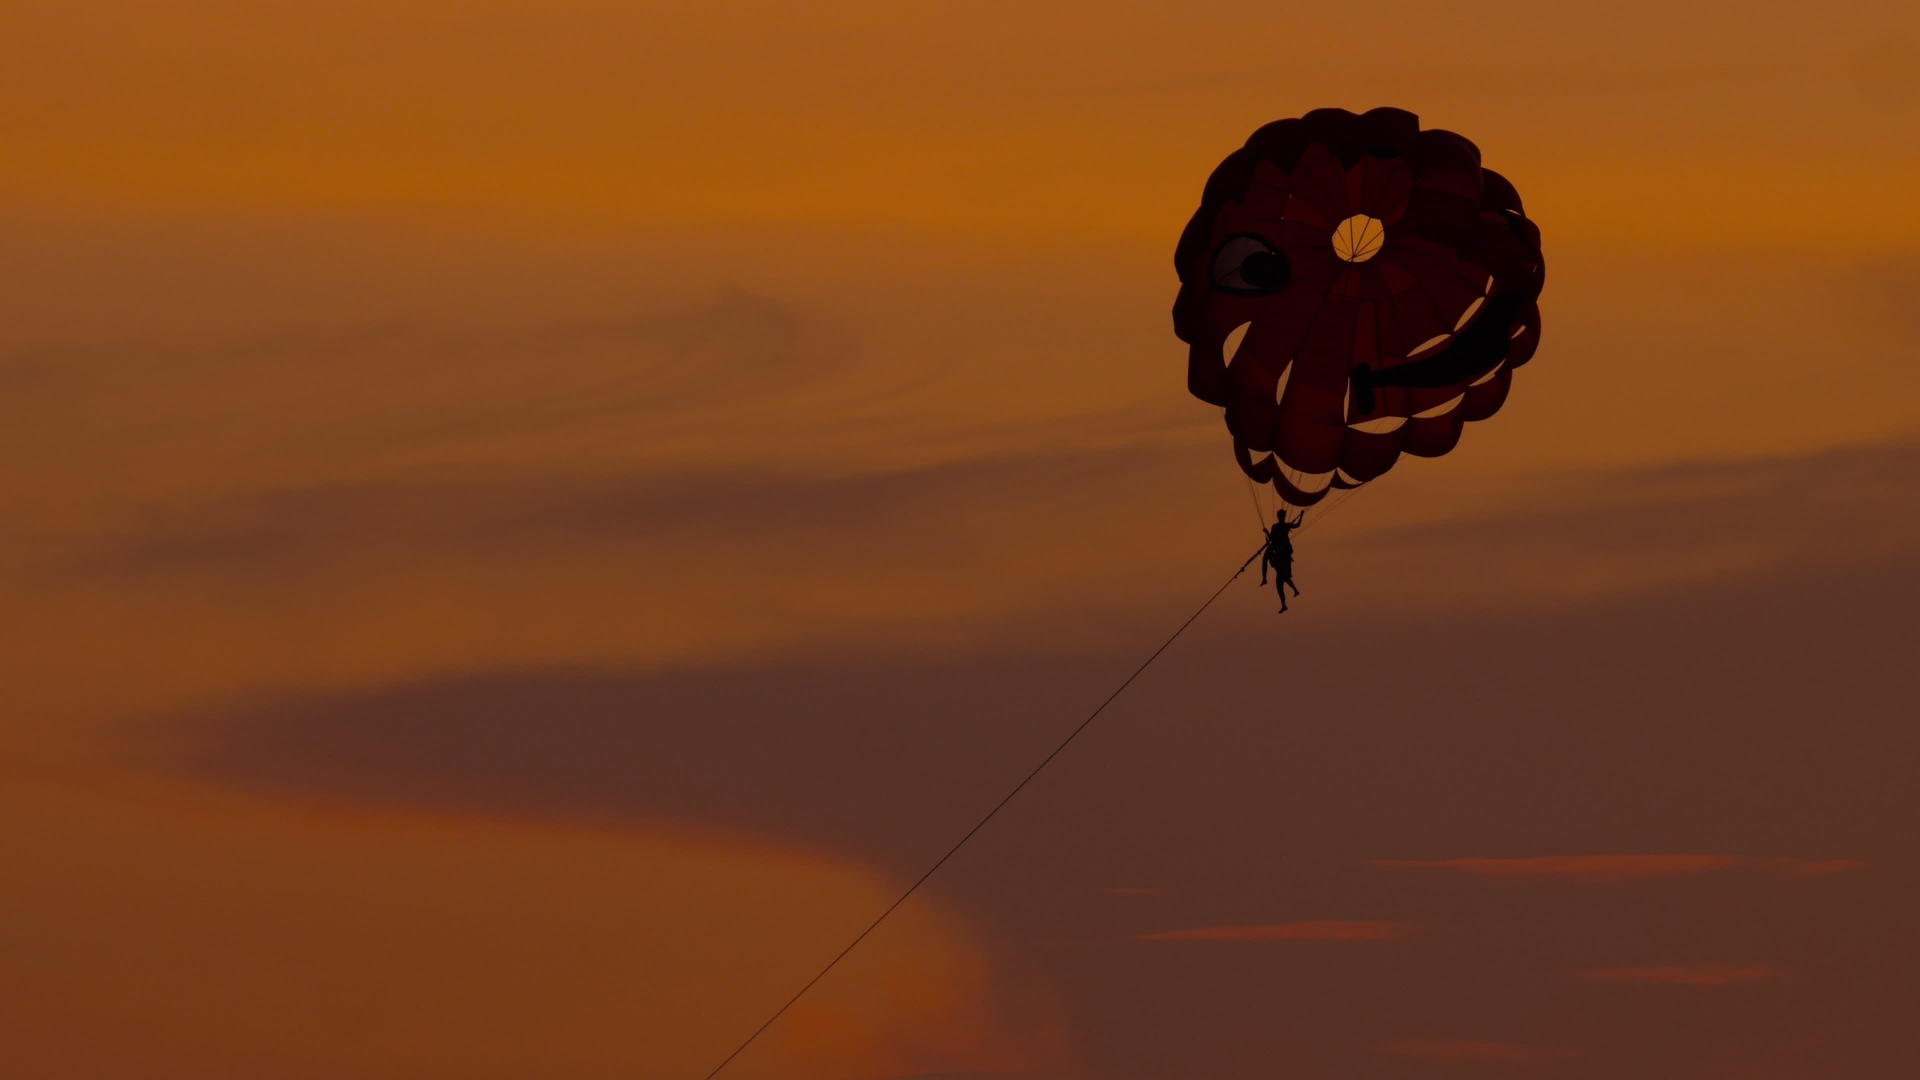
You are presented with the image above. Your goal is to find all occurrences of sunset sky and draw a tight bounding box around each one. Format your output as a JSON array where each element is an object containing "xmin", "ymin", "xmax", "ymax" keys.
[{"xmin": 4, "ymin": 2, "xmax": 1917, "ymax": 1077}]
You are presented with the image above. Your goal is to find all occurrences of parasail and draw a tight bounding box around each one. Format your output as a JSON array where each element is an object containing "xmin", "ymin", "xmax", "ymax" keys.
[{"xmin": 1173, "ymin": 107, "xmax": 1544, "ymax": 507}]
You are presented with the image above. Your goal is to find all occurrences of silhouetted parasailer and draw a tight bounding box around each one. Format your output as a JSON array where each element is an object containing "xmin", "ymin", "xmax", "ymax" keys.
[{"xmin": 1260, "ymin": 510, "xmax": 1304, "ymax": 612}]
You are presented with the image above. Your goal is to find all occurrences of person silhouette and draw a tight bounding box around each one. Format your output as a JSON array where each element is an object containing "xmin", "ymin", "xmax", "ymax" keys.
[{"xmin": 1260, "ymin": 509, "xmax": 1304, "ymax": 612}]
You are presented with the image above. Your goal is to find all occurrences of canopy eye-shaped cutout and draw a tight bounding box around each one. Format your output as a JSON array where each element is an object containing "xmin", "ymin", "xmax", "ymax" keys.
[{"xmin": 1211, "ymin": 234, "xmax": 1291, "ymax": 294}]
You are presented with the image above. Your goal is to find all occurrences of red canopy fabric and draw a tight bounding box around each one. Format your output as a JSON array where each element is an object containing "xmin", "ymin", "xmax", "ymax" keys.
[{"xmin": 1173, "ymin": 108, "xmax": 1545, "ymax": 505}]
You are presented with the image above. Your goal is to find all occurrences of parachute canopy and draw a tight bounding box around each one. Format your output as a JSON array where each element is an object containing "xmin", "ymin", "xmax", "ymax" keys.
[{"xmin": 1173, "ymin": 107, "xmax": 1545, "ymax": 506}]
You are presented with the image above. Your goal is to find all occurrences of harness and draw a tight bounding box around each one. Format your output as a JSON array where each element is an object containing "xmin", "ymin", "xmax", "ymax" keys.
[{"xmin": 1266, "ymin": 526, "xmax": 1294, "ymax": 565}]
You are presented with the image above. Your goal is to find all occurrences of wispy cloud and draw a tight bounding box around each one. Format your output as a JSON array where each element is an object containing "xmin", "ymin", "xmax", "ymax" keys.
[
  {"xmin": 1135, "ymin": 921, "xmax": 1408, "ymax": 943},
  {"xmin": 1339, "ymin": 439, "xmax": 1920, "ymax": 613},
  {"xmin": 1581, "ymin": 965, "xmax": 1779, "ymax": 986},
  {"xmin": 1370, "ymin": 855, "xmax": 1865, "ymax": 883},
  {"xmin": 1759, "ymin": 858, "xmax": 1868, "ymax": 877},
  {"xmin": 1377, "ymin": 1038, "xmax": 1556, "ymax": 1064}
]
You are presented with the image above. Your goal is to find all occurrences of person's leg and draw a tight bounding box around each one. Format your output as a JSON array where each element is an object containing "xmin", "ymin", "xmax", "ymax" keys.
[{"xmin": 1288, "ymin": 575, "xmax": 1300, "ymax": 596}]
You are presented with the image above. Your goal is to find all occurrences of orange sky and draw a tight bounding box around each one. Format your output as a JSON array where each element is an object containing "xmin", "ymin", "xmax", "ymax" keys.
[{"xmin": 4, "ymin": 2, "xmax": 1917, "ymax": 1077}]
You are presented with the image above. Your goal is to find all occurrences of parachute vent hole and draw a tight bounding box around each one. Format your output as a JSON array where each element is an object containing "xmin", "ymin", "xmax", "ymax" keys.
[{"xmin": 1332, "ymin": 215, "xmax": 1385, "ymax": 263}]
